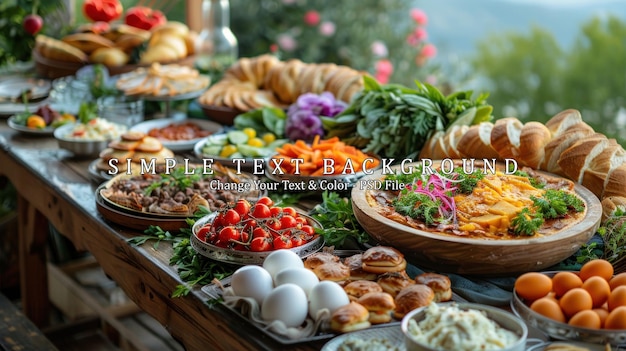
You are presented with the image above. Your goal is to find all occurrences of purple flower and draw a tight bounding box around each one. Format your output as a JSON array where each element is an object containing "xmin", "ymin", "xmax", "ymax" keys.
[{"xmin": 285, "ymin": 92, "xmax": 347, "ymax": 141}]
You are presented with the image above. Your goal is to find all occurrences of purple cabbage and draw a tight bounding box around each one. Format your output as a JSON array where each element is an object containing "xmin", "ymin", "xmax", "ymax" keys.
[{"xmin": 285, "ymin": 92, "xmax": 347, "ymax": 141}]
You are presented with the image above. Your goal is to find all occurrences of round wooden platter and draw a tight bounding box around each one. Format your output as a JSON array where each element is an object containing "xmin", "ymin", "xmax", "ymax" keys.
[{"xmin": 351, "ymin": 162, "xmax": 603, "ymax": 276}]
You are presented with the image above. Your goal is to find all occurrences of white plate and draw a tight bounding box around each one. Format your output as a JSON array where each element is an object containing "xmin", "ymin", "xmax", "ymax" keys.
[
  {"xmin": 0, "ymin": 77, "xmax": 51, "ymax": 103},
  {"xmin": 129, "ymin": 118, "xmax": 223, "ymax": 151},
  {"xmin": 193, "ymin": 134, "xmax": 265, "ymax": 171},
  {"xmin": 7, "ymin": 115, "xmax": 55, "ymax": 135}
]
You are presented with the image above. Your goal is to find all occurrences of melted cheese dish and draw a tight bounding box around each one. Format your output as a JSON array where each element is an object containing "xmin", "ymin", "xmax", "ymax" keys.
[{"xmin": 368, "ymin": 167, "xmax": 586, "ymax": 240}]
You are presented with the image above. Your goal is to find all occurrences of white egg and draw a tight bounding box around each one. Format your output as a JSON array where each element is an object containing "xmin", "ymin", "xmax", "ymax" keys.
[
  {"xmin": 230, "ymin": 265, "xmax": 273, "ymax": 305},
  {"xmin": 308, "ymin": 281, "xmax": 350, "ymax": 319},
  {"xmin": 274, "ymin": 268, "xmax": 319, "ymax": 297},
  {"xmin": 262, "ymin": 249, "xmax": 304, "ymax": 280},
  {"xmin": 261, "ymin": 283, "xmax": 308, "ymax": 328}
]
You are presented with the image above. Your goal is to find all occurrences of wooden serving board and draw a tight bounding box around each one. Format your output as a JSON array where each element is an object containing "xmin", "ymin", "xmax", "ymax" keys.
[{"xmin": 351, "ymin": 162, "xmax": 603, "ymax": 276}]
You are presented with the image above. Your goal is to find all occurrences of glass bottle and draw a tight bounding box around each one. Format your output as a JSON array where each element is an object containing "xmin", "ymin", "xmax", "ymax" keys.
[{"xmin": 196, "ymin": 0, "xmax": 238, "ymax": 79}]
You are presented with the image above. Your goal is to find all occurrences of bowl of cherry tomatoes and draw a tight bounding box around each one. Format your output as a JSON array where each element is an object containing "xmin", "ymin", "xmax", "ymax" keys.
[{"xmin": 190, "ymin": 196, "xmax": 324, "ymax": 265}]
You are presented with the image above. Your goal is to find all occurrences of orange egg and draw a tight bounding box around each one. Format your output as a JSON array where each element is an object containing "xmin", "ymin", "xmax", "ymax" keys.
[
  {"xmin": 579, "ymin": 259, "xmax": 614, "ymax": 281},
  {"xmin": 608, "ymin": 285, "xmax": 626, "ymax": 311},
  {"xmin": 515, "ymin": 272, "xmax": 553, "ymax": 301},
  {"xmin": 605, "ymin": 305, "xmax": 626, "ymax": 329},
  {"xmin": 592, "ymin": 308, "xmax": 609, "ymax": 328},
  {"xmin": 552, "ymin": 271, "xmax": 583, "ymax": 297},
  {"xmin": 568, "ymin": 309, "xmax": 602, "ymax": 329},
  {"xmin": 609, "ymin": 272, "xmax": 626, "ymax": 290},
  {"xmin": 560, "ymin": 288, "xmax": 593, "ymax": 317},
  {"xmin": 582, "ymin": 276, "xmax": 611, "ymax": 308},
  {"xmin": 530, "ymin": 297, "xmax": 566, "ymax": 323}
]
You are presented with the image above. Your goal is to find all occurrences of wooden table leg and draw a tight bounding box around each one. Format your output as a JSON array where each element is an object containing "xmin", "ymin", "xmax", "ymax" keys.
[{"xmin": 17, "ymin": 194, "xmax": 50, "ymax": 327}]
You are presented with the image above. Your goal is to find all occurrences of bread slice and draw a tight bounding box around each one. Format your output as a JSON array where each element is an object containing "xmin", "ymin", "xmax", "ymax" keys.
[
  {"xmin": 601, "ymin": 196, "xmax": 626, "ymax": 221},
  {"xmin": 518, "ymin": 121, "xmax": 551, "ymax": 169},
  {"xmin": 490, "ymin": 117, "xmax": 523, "ymax": 160},
  {"xmin": 604, "ymin": 163, "xmax": 626, "ymax": 199},
  {"xmin": 557, "ymin": 133, "xmax": 608, "ymax": 183},
  {"xmin": 456, "ymin": 122, "xmax": 499, "ymax": 159},
  {"xmin": 545, "ymin": 109, "xmax": 583, "ymax": 135},
  {"xmin": 540, "ymin": 122, "xmax": 595, "ymax": 175},
  {"xmin": 581, "ymin": 140, "xmax": 626, "ymax": 199},
  {"xmin": 445, "ymin": 125, "xmax": 470, "ymax": 159}
]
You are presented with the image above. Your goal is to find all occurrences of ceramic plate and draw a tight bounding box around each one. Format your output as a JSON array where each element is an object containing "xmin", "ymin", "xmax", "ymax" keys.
[
  {"xmin": 0, "ymin": 77, "xmax": 51, "ymax": 103},
  {"xmin": 129, "ymin": 118, "xmax": 223, "ymax": 151},
  {"xmin": 7, "ymin": 115, "xmax": 55, "ymax": 135}
]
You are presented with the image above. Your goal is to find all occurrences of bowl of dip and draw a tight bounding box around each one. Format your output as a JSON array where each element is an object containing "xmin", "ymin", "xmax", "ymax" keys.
[
  {"xmin": 54, "ymin": 118, "xmax": 127, "ymax": 157},
  {"xmin": 401, "ymin": 302, "xmax": 528, "ymax": 351}
]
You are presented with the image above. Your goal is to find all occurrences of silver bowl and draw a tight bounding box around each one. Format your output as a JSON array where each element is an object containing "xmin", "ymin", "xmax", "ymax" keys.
[
  {"xmin": 401, "ymin": 302, "xmax": 528, "ymax": 351},
  {"xmin": 53, "ymin": 122, "xmax": 121, "ymax": 158}
]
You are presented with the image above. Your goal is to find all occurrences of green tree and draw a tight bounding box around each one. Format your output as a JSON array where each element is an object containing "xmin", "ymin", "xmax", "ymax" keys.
[{"xmin": 471, "ymin": 15, "xmax": 626, "ymax": 145}]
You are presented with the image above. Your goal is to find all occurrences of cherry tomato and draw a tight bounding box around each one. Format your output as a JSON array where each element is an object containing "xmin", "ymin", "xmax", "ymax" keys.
[
  {"xmin": 273, "ymin": 235, "xmax": 293, "ymax": 250},
  {"xmin": 280, "ymin": 215, "xmax": 298, "ymax": 229},
  {"xmin": 213, "ymin": 213, "xmax": 226, "ymax": 228},
  {"xmin": 240, "ymin": 231, "xmax": 250, "ymax": 243},
  {"xmin": 250, "ymin": 237, "xmax": 272, "ymax": 252},
  {"xmin": 223, "ymin": 209, "xmax": 241, "ymax": 226},
  {"xmin": 252, "ymin": 227, "xmax": 270, "ymax": 239},
  {"xmin": 290, "ymin": 233, "xmax": 306, "ymax": 247},
  {"xmin": 218, "ymin": 226, "xmax": 240, "ymax": 244},
  {"xmin": 295, "ymin": 216, "xmax": 308, "ymax": 225},
  {"xmin": 243, "ymin": 219, "xmax": 257, "ymax": 231},
  {"xmin": 282, "ymin": 207, "xmax": 297, "ymax": 217},
  {"xmin": 196, "ymin": 225, "xmax": 211, "ymax": 242},
  {"xmin": 256, "ymin": 196, "xmax": 274, "ymax": 207},
  {"xmin": 269, "ymin": 206, "xmax": 282, "ymax": 218},
  {"xmin": 233, "ymin": 199, "xmax": 251, "ymax": 217},
  {"xmin": 265, "ymin": 218, "xmax": 282, "ymax": 232},
  {"xmin": 300, "ymin": 225, "xmax": 315, "ymax": 236},
  {"xmin": 251, "ymin": 203, "xmax": 271, "ymax": 219}
]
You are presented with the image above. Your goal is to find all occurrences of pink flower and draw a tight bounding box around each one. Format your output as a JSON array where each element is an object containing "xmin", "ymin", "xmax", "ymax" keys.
[
  {"xmin": 413, "ymin": 27, "xmax": 427, "ymax": 41},
  {"xmin": 410, "ymin": 8, "xmax": 428, "ymax": 25},
  {"xmin": 277, "ymin": 34, "xmax": 297, "ymax": 52},
  {"xmin": 420, "ymin": 43, "xmax": 437, "ymax": 58},
  {"xmin": 406, "ymin": 34, "xmax": 419, "ymax": 47},
  {"xmin": 370, "ymin": 40, "xmax": 388, "ymax": 57},
  {"xmin": 303, "ymin": 10, "xmax": 321, "ymax": 26},
  {"xmin": 375, "ymin": 73, "xmax": 390, "ymax": 84},
  {"xmin": 319, "ymin": 21, "xmax": 336, "ymax": 36},
  {"xmin": 375, "ymin": 59, "xmax": 394, "ymax": 77},
  {"xmin": 425, "ymin": 75, "xmax": 438, "ymax": 85}
]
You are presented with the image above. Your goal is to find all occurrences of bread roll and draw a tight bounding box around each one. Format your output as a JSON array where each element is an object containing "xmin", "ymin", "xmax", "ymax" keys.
[
  {"xmin": 581, "ymin": 139, "xmax": 626, "ymax": 199},
  {"xmin": 490, "ymin": 117, "xmax": 523, "ymax": 160},
  {"xmin": 414, "ymin": 273, "xmax": 452, "ymax": 302},
  {"xmin": 518, "ymin": 122, "xmax": 552, "ymax": 169},
  {"xmin": 343, "ymin": 280, "xmax": 383, "ymax": 301},
  {"xmin": 62, "ymin": 33, "xmax": 115, "ymax": 54},
  {"xmin": 377, "ymin": 271, "xmax": 413, "ymax": 297},
  {"xmin": 541, "ymin": 122, "xmax": 595, "ymax": 175},
  {"xmin": 357, "ymin": 292, "xmax": 396, "ymax": 324},
  {"xmin": 304, "ymin": 252, "xmax": 340, "ymax": 270},
  {"xmin": 90, "ymin": 47, "xmax": 129, "ymax": 66},
  {"xmin": 343, "ymin": 254, "xmax": 378, "ymax": 281},
  {"xmin": 313, "ymin": 262, "xmax": 350, "ymax": 282},
  {"xmin": 601, "ymin": 196, "xmax": 626, "ymax": 221},
  {"xmin": 393, "ymin": 284, "xmax": 434, "ymax": 319},
  {"xmin": 456, "ymin": 122, "xmax": 499, "ymax": 159},
  {"xmin": 330, "ymin": 302, "xmax": 371, "ymax": 333},
  {"xmin": 361, "ymin": 246, "xmax": 407, "ymax": 274}
]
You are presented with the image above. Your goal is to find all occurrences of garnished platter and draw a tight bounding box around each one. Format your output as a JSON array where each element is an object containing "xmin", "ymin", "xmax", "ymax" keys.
[
  {"xmin": 351, "ymin": 160, "xmax": 602, "ymax": 275},
  {"xmin": 8, "ymin": 115, "xmax": 55, "ymax": 135},
  {"xmin": 129, "ymin": 118, "xmax": 223, "ymax": 151}
]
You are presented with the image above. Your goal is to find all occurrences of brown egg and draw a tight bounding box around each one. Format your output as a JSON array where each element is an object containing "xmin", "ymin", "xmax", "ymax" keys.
[
  {"xmin": 552, "ymin": 271, "xmax": 583, "ymax": 298},
  {"xmin": 609, "ymin": 272, "xmax": 626, "ymax": 290},
  {"xmin": 515, "ymin": 272, "xmax": 552, "ymax": 301},
  {"xmin": 605, "ymin": 305, "xmax": 626, "ymax": 329},
  {"xmin": 530, "ymin": 297, "xmax": 566, "ymax": 323},
  {"xmin": 592, "ymin": 307, "xmax": 609, "ymax": 328},
  {"xmin": 579, "ymin": 259, "xmax": 614, "ymax": 282},
  {"xmin": 560, "ymin": 288, "xmax": 593, "ymax": 317},
  {"xmin": 568, "ymin": 309, "xmax": 602, "ymax": 329},
  {"xmin": 608, "ymin": 285, "xmax": 626, "ymax": 311},
  {"xmin": 582, "ymin": 276, "xmax": 611, "ymax": 308}
]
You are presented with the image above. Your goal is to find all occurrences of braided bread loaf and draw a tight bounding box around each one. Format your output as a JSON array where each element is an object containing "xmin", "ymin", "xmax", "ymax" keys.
[
  {"xmin": 419, "ymin": 109, "xmax": 626, "ymax": 218},
  {"xmin": 198, "ymin": 54, "xmax": 367, "ymax": 111}
]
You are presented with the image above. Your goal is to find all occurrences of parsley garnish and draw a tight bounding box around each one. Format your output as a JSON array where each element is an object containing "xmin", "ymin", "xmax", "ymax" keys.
[
  {"xmin": 511, "ymin": 208, "xmax": 544, "ymax": 236},
  {"xmin": 310, "ymin": 191, "xmax": 371, "ymax": 247}
]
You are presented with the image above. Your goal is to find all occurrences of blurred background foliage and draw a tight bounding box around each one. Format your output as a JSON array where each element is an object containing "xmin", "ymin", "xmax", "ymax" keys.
[{"xmin": 0, "ymin": 0, "xmax": 625, "ymax": 144}]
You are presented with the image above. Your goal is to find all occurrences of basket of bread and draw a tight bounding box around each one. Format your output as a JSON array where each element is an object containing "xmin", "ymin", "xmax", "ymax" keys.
[{"xmin": 34, "ymin": 21, "xmax": 197, "ymax": 79}]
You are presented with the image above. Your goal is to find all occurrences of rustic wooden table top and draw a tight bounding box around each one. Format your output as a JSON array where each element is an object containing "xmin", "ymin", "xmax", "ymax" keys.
[{"xmin": 0, "ymin": 120, "xmax": 328, "ymax": 351}]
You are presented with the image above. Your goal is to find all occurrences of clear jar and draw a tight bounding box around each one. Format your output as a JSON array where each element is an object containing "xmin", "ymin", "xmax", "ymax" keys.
[{"xmin": 196, "ymin": 0, "xmax": 238, "ymax": 78}]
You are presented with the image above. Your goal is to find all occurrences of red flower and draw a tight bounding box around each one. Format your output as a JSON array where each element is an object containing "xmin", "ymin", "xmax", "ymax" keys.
[
  {"xmin": 303, "ymin": 10, "xmax": 321, "ymax": 26},
  {"xmin": 410, "ymin": 8, "xmax": 428, "ymax": 25},
  {"xmin": 375, "ymin": 59, "xmax": 394, "ymax": 76}
]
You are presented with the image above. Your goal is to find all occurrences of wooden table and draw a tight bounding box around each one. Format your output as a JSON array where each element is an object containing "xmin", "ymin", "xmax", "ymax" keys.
[{"xmin": 0, "ymin": 122, "xmax": 327, "ymax": 351}]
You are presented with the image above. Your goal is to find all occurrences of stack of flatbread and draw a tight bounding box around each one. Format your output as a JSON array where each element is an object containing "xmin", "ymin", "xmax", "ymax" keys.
[
  {"xmin": 96, "ymin": 131, "xmax": 174, "ymax": 174},
  {"xmin": 115, "ymin": 63, "xmax": 210, "ymax": 97}
]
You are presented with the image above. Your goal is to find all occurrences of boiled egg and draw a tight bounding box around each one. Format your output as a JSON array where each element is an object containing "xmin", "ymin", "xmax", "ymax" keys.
[
  {"xmin": 231, "ymin": 265, "xmax": 273, "ymax": 305},
  {"xmin": 308, "ymin": 281, "xmax": 350, "ymax": 319},
  {"xmin": 274, "ymin": 267, "xmax": 319, "ymax": 297},
  {"xmin": 261, "ymin": 283, "xmax": 308, "ymax": 328},
  {"xmin": 263, "ymin": 249, "xmax": 304, "ymax": 280}
]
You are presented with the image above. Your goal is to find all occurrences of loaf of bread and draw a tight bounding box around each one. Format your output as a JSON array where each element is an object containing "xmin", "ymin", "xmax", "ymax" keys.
[
  {"xmin": 198, "ymin": 55, "xmax": 367, "ymax": 111},
  {"xmin": 419, "ymin": 108, "xmax": 626, "ymax": 219}
]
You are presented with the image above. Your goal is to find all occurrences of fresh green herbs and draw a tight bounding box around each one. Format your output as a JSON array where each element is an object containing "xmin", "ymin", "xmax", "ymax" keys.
[
  {"xmin": 511, "ymin": 169, "xmax": 545, "ymax": 189},
  {"xmin": 394, "ymin": 192, "xmax": 440, "ymax": 225},
  {"xmin": 322, "ymin": 76, "xmax": 493, "ymax": 159},
  {"xmin": 511, "ymin": 208, "xmax": 544, "ymax": 236},
  {"xmin": 597, "ymin": 207, "xmax": 626, "ymax": 264},
  {"xmin": 454, "ymin": 167, "xmax": 484, "ymax": 194},
  {"xmin": 310, "ymin": 191, "xmax": 371, "ymax": 247},
  {"xmin": 143, "ymin": 167, "xmax": 203, "ymax": 196}
]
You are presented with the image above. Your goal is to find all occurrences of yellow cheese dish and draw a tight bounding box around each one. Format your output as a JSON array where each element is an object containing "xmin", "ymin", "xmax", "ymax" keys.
[{"xmin": 369, "ymin": 164, "xmax": 586, "ymax": 240}]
